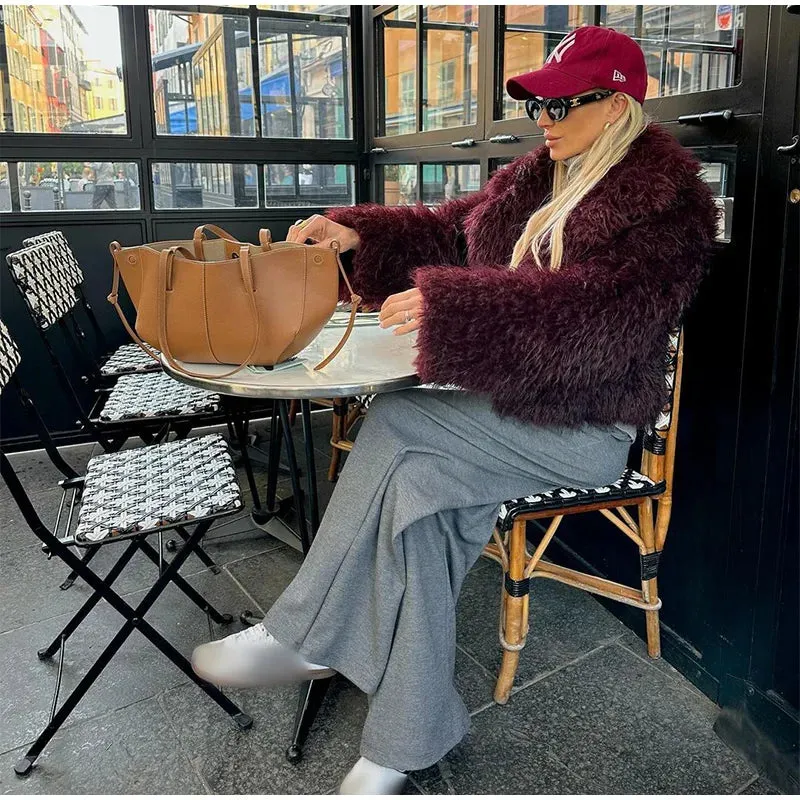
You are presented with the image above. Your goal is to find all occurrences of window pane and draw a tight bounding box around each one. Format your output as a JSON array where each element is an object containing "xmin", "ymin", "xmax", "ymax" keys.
[
  {"xmin": 423, "ymin": 6, "xmax": 479, "ymax": 131},
  {"xmin": 152, "ymin": 162, "xmax": 257, "ymax": 209},
  {"xmin": 1, "ymin": 5, "xmax": 126, "ymax": 134},
  {"xmin": 696, "ymin": 146, "xmax": 736, "ymax": 242},
  {"xmin": 599, "ymin": 6, "xmax": 745, "ymax": 98},
  {"xmin": 16, "ymin": 160, "xmax": 140, "ymax": 211},
  {"xmin": 0, "ymin": 162, "xmax": 11, "ymax": 211},
  {"xmin": 257, "ymin": 14, "xmax": 351, "ymax": 139},
  {"xmin": 501, "ymin": 6, "xmax": 588, "ymax": 120},
  {"xmin": 378, "ymin": 6, "xmax": 417, "ymax": 136},
  {"xmin": 257, "ymin": 5, "xmax": 349, "ymax": 17},
  {"xmin": 421, "ymin": 163, "xmax": 480, "ymax": 205},
  {"xmin": 381, "ymin": 164, "xmax": 417, "ymax": 205},
  {"xmin": 149, "ymin": 9, "xmax": 254, "ymax": 137},
  {"xmin": 264, "ymin": 163, "xmax": 354, "ymax": 207}
]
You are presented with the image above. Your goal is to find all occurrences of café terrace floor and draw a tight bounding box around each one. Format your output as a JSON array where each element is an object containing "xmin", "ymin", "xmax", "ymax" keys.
[{"xmin": 0, "ymin": 409, "xmax": 780, "ymax": 795}]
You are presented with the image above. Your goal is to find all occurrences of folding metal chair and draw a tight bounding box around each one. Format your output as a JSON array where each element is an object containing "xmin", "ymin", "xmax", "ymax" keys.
[
  {"xmin": 484, "ymin": 327, "xmax": 685, "ymax": 703},
  {"xmin": 0, "ymin": 320, "xmax": 252, "ymax": 777},
  {"xmin": 6, "ymin": 239, "xmax": 220, "ymax": 452},
  {"xmin": 21, "ymin": 230, "xmax": 160, "ymax": 379}
]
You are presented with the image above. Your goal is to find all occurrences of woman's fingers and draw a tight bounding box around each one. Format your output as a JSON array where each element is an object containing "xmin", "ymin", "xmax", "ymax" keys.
[{"xmin": 287, "ymin": 214, "xmax": 323, "ymax": 243}]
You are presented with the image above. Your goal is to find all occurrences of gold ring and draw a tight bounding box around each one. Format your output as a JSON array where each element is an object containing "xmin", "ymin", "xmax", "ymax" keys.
[{"xmin": 295, "ymin": 218, "xmax": 306, "ymax": 227}]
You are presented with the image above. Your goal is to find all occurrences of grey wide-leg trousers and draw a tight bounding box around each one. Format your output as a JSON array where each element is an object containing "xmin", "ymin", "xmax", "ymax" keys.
[{"xmin": 263, "ymin": 387, "xmax": 634, "ymax": 771}]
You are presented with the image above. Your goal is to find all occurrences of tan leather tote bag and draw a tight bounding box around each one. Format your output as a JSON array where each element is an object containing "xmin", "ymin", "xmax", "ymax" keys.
[{"xmin": 108, "ymin": 224, "xmax": 361, "ymax": 378}]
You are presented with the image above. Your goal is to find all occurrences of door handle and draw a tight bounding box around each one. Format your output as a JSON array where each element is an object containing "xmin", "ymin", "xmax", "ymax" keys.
[
  {"xmin": 776, "ymin": 135, "xmax": 799, "ymax": 154},
  {"xmin": 489, "ymin": 135, "xmax": 520, "ymax": 144},
  {"xmin": 677, "ymin": 109, "xmax": 734, "ymax": 125},
  {"xmin": 451, "ymin": 138, "xmax": 476, "ymax": 148}
]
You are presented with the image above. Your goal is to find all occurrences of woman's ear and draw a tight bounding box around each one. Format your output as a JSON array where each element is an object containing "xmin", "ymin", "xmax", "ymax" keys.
[{"xmin": 608, "ymin": 92, "xmax": 629, "ymax": 124}]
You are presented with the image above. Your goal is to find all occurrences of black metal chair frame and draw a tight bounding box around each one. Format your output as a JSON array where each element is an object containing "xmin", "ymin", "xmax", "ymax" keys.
[{"xmin": 1, "ymin": 372, "xmax": 253, "ymax": 777}]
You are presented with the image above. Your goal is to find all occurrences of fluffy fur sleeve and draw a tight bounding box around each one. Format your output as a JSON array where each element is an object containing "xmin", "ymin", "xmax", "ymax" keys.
[
  {"xmin": 324, "ymin": 164, "xmax": 519, "ymax": 306},
  {"xmin": 412, "ymin": 185, "xmax": 720, "ymax": 427}
]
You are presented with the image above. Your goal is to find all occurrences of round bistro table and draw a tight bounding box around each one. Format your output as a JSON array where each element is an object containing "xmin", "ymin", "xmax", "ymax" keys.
[{"xmin": 160, "ymin": 318, "xmax": 421, "ymax": 553}]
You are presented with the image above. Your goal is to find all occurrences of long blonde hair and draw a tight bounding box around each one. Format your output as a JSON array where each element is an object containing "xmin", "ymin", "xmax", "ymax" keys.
[{"xmin": 509, "ymin": 93, "xmax": 650, "ymax": 272}]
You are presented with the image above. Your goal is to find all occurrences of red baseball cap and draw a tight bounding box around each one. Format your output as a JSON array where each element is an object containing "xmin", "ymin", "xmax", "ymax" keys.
[{"xmin": 506, "ymin": 26, "xmax": 648, "ymax": 105}]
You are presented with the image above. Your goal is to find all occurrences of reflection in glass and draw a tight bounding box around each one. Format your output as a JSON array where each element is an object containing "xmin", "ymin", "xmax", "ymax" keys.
[
  {"xmin": 152, "ymin": 162, "xmax": 257, "ymax": 209},
  {"xmin": 379, "ymin": 7, "xmax": 417, "ymax": 136},
  {"xmin": 257, "ymin": 14, "xmax": 351, "ymax": 139},
  {"xmin": 1, "ymin": 5, "xmax": 126, "ymax": 134},
  {"xmin": 16, "ymin": 160, "xmax": 140, "ymax": 211},
  {"xmin": 422, "ymin": 6, "xmax": 479, "ymax": 131},
  {"xmin": 264, "ymin": 163, "xmax": 353, "ymax": 207},
  {"xmin": 501, "ymin": 6, "xmax": 588, "ymax": 120},
  {"xmin": 599, "ymin": 5, "xmax": 745, "ymax": 99},
  {"xmin": 421, "ymin": 163, "xmax": 480, "ymax": 205},
  {"xmin": 381, "ymin": 164, "xmax": 418, "ymax": 205},
  {"xmin": 150, "ymin": 9, "xmax": 254, "ymax": 137},
  {"xmin": 0, "ymin": 163, "xmax": 11, "ymax": 211}
]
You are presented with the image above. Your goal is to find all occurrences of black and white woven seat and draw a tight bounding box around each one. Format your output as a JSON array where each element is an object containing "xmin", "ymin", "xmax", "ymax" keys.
[
  {"xmin": 98, "ymin": 371, "xmax": 219, "ymax": 421},
  {"xmin": 496, "ymin": 468, "xmax": 665, "ymax": 532},
  {"xmin": 6, "ymin": 238, "xmax": 219, "ymax": 451},
  {"xmin": 0, "ymin": 320, "xmax": 251, "ymax": 776},
  {"xmin": 75, "ymin": 435, "xmax": 241, "ymax": 544},
  {"xmin": 99, "ymin": 342, "xmax": 162, "ymax": 376}
]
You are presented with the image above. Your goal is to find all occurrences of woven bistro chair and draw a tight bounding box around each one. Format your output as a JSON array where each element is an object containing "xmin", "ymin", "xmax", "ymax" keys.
[
  {"xmin": 0, "ymin": 320, "xmax": 252, "ymax": 776},
  {"xmin": 483, "ymin": 327, "xmax": 684, "ymax": 704},
  {"xmin": 21, "ymin": 230, "xmax": 161, "ymax": 379},
  {"xmin": 6, "ymin": 240, "xmax": 220, "ymax": 452}
]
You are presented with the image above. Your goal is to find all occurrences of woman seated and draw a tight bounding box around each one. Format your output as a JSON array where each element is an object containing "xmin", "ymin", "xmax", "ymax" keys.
[{"xmin": 191, "ymin": 26, "xmax": 719, "ymax": 795}]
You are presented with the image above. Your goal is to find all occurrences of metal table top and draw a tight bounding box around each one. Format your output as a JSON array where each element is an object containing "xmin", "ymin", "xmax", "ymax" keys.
[{"xmin": 159, "ymin": 316, "xmax": 422, "ymax": 399}]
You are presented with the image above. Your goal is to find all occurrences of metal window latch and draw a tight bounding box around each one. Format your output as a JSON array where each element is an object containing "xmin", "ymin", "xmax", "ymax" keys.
[
  {"xmin": 677, "ymin": 109, "xmax": 734, "ymax": 125},
  {"xmin": 451, "ymin": 138, "xmax": 476, "ymax": 148},
  {"xmin": 370, "ymin": 147, "xmax": 387, "ymax": 154},
  {"xmin": 777, "ymin": 135, "xmax": 799, "ymax": 154},
  {"xmin": 489, "ymin": 134, "xmax": 520, "ymax": 143}
]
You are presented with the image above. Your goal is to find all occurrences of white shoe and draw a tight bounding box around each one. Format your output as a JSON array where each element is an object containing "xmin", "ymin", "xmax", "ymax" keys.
[
  {"xmin": 191, "ymin": 623, "xmax": 335, "ymax": 688},
  {"xmin": 338, "ymin": 757, "xmax": 408, "ymax": 795}
]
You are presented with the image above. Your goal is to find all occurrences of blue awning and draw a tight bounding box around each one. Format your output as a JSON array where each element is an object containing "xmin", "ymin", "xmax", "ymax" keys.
[{"xmin": 168, "ymin": 103, "xmax": 197, "ymax": 134}]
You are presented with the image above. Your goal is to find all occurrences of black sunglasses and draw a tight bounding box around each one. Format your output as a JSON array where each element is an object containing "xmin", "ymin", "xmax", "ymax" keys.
[{"xmin": 525, "ymin": 89, "xmax": 615, "ymax": 123}]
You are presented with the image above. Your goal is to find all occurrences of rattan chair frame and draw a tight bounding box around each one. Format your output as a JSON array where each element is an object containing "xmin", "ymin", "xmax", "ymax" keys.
[{"xmin": 483, "ymin": 330, "xmax": 685, "ymax": 704}]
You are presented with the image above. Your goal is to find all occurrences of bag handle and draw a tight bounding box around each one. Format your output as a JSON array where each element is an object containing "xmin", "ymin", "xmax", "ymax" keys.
[
  {"xmin": 259, "ymin": 228, "xmax": 272, "ymax": 249},
  {"xmin": 157, "ymin": 245, "xmax": 263, "ymax": 380},
  {"xmin": 193, "ymin": 223, "xmax": 240, "ymax": 260}
]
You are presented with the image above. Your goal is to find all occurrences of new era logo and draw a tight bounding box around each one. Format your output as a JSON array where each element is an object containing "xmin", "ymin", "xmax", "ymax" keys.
[{"xmin": 613, "ymin": 69, "xmax": 627, "ymax": 82}]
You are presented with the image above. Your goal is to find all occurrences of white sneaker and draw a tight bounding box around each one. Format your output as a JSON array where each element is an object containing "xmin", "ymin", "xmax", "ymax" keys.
[
  {"xmin": 191, "ymin": 623, "xmax": 335, "ymax": 688},
  {"xmin": 338, "ymin": 757, "xmax": 408, "ymax": 795}
]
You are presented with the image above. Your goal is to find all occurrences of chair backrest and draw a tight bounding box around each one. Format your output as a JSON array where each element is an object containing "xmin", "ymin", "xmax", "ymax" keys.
[
  {"xmin": 0, "ymin": 320, "xmax": 21, "ymax": 394},
  {"xmin": 641, "ymin": 326, "xmax": 683, "ymax": 488},
  {"xmin": 22, "ymin": 231, "xmax": 84, "ymax": 287},
  {"xmin": 0, "ymin": 319, "xmax": 80, "ymax": 480},
  {"xmin": 6, "ymin": 241, "xmax": 80, "ymax": 330}
]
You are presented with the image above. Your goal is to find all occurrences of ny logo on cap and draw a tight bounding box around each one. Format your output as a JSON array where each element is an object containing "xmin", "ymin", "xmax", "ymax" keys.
[
  {"xmin": 546, "ymin": 30, "xmax": 577, "ymax": 64},
  {"xmin": 613, "ymin": 69, "xmax": 627, "ymax": 82}
]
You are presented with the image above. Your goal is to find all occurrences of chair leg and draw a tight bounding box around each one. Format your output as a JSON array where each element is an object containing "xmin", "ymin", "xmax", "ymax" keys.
[
  {"xmin": 638, "ymin": 497, "xmax": 662, "ymax": 658},
  {"xmin": 494, "ymin": 519, "xmax": 530, "ymax": 704},
  {"xmin": 327, "ymin": 398, "xmax": 346, "ymax": 483}
]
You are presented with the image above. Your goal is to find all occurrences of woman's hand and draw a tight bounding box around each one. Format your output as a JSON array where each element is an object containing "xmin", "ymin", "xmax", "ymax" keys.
[
  {"xmin": 379, "ymin": 288, "xmax": 424, "ymax": 336},
  {"xmin": 287, "ymin": 214, "xmax": 361, "ymax": 252}
]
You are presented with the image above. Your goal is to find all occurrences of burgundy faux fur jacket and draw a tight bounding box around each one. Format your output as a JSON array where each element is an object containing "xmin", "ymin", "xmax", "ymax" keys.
[{"xmin": 325, "ymin": 124, "xmax": 719, "ymax": 429}]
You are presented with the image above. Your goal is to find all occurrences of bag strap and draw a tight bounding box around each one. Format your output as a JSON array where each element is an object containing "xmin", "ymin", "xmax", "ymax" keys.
[
  {"xmin": 193, "ymin": 223, "xmax": 240, "ymax": 260},
  {"xmin": 313, "ymin": 240, "xmax": 362, "ymax": 371},
  {"xmin": 156, "ymin": 245, "xmax": 263, "ymax": 380},
  {"xmin": 107, "ymin": 241, "xmax": 162, "ymax": 364}
]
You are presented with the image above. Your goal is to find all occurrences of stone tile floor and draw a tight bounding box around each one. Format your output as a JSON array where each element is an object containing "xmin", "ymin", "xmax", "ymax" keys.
[{"xmin": 0, "ymin": 410, "xmax": 781, "ymax": 795}]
